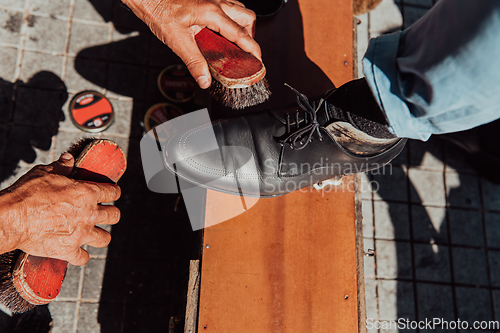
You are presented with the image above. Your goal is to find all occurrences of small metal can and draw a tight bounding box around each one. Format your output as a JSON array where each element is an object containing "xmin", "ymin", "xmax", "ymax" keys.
[
  {"xmin": 144, "ymin": 103, "xmax": 184, "ymax": 141},
  {"xmin": 157, "ymin": 64, "xmax": 197, "ymax": 103},
  {"xmin": 69, "ymin": 91, "xmax": 114, "ymax": 133}
]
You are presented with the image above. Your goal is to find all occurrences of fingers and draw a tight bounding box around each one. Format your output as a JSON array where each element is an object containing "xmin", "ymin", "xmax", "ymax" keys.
[
  {"xmin": 219, "ymin": 1, "xmax": 257, "ymax": 38},
  {"xmin": 85, "ymin": 226, "xmax": 112, "ymax": 249},
  {"xmin": 50, "ymin": 153, "xmax": 75, "ymax": 177},
  {"xmin": 84, "ymin": 182, "xmax": 121, "ymax": 204},
  {"xmin": 204, "ymin": 10, "xmax": 261, "ymax": 61},
  {"xmin": 171, "ymin": 34, "xmax": 212, "ymax": 89},
  {"xmin": 67, "ymin": 247, "xmax": 90, "ymax": 266},
  {"xmin": 94, "ymin": 205, "xmax": 121, "ymax": 225}
]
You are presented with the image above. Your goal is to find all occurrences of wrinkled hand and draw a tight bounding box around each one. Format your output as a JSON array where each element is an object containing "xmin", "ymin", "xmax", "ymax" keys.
[
  {"xmin": 0, "ymin": 153, "xmax": 121, "ymax": 266},
  {"xmin": 123, "ymin": 0, "xmax": 261, "ymax": 89}
]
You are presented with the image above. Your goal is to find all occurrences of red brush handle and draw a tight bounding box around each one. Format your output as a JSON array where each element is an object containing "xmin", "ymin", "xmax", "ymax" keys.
[
  {"xmin": 13, "ymin": 140, "xmax": 127, "ymax": 306},
  {"xmin": 195, "ymin": 27, "xmax": 265, "ymax": 87}
]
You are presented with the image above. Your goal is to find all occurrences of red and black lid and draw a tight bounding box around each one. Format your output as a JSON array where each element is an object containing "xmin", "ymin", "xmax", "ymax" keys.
[{"xmin": 69, "ymin": 91, "xmax": 114, "ymax": 133}]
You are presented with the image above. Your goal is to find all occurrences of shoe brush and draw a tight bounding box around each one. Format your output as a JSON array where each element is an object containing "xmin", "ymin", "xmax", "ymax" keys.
[
  {"xmin": 195, "ymin": 27, "xmax": 271, "ymax": 109},
  {"xmin": 0, "ymin": 138, "xmax": 126, "ymax": 313}
]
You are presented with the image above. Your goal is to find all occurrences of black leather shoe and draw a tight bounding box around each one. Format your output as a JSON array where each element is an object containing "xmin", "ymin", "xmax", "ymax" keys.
[{"xmin": 163, "ymin": 85, "xmax": 407, "ymax": 197}]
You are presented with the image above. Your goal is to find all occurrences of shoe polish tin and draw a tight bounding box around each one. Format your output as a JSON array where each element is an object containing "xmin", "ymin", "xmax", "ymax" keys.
[
  {"xmin": 158, "ymin": 64, "xmax": 197, "ymax": 103},
  {"xmin": 69, "ymin": 91, "xmax": 114, "ymax": 133},
  {"xmin": 144, "ymin": 103, "xmax": 184, "ymax": 140}
]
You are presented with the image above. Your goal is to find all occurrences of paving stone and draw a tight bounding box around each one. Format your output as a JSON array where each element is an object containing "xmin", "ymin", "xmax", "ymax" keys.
[
  {"xmin": 448, "ymin": 209, "xmax": 484, "ymax": 247},
  {"xmin": 0, "ymin": 124, "xmax": 6, "ymax": 160},
  {"xmin": 356, "ymin": 13, "xmax": 368, "ymax": 79},
  {"xmin": 372, "ymin": 165, "xmax": 408, "ymax": 202},
  {"xmin": 403, "ymin": 6, "xmax": 430, "ymax": 28},
  {"xmin": 0, "ymin": 9, "xmax": 23, "ymax": 45},
  {"xmin": 412, "ymin": 205, "xmax": 448, "ymax": 244},
  {"xmin": 82, "ymin": 258, "xmax": 106, "ymax": 300},
  {"xmin": 148, "ymin": 34, "xmax": 182, "ymax": 68},
  {"xmin": 69, "ymin": 22, "xmax": 110, "ymax": 59},
  {"xmin": 493, "ymin": 290, "xmax": 500, "ymax": 322},
  {"xmin": 112, "ymin": 2, "xmax": 148, "ymax": 32},
  {"xmin": 378, "ymin": 280, "xmax": 415, "ymax": 320},
  {"xmin": 0, "ymin": 46, "xmax": 17, "ymax": 81},
  {"xmin": 365, "ymin": 278, "xmax": 379, "ymax": 320},
  {"xmin": 125, "ymin": 260, "xmax": 172, "ymax": 304},
  {"xmin": 485, "ymin": 213, "xmax": 500, "ymax": 249},
  {"xmin": 28, "ymin": 0, "xmax": 72, "ymax": 18},
  {"xmin": 144, "ymin": 66, "xmax": 166, "ymax": 103},
  {"xmin": 482, "ymin": 179, "xmax": 500, "ymax": 212},
  {"xmin": 0, "ymin": 0, "xmax": 25, "ymax": 11},
  {"xmin": 53, "ymin": 130, "xmax": 98, "ymax": 157},
  {"xmin": 359, "ymin": 172, "xmax": 373, "ymax": 200},
  {"xmin": 73, "ymin": 0, "xmax": 112, "ymax": 23},
  {"xmin": 128, "ymin": 101, "xmax": 149, "ymax": 139},
  {"xmin": 65, "ymin": 56, "xmax": 106, "ymax": 93},
  {"xmin": 391, "ymin": 140, "xmax": 409, "ymax": 166},
  {"xmin": 98, "ymin": 259, "xmax": 128, "ymax": 303},
  {"xmin": 455, "ymin": 287, "xmax": 494, "ymax": 325},
  {"xmin": 408, "ymin": 169, "xmax": 446, "ymax": 206},
  {"xmin": 376, "ymin": 239, "xmax": 412, "ymax": 279},
  {"xmin": 374, "ymin": 201, "xmax": 410, "ymax": 240},
  {"xmin": 488, "ymin": 250, "xmax": 500, "ymax": 287},
  {"xmin": 4, "ymin": 126, "xmax": 55, "ymax": 165},
  {"xmin": 443, "ymin": 140, "xmax": 476, "ymax": 174},
  {"xmin": 368, "ymin": 0, "xmax": 403, "ymax": 34},
  {"xmin": 58, "ymin": 264, "xmax": 82, "ymax": 299},
  {"xmin": 0, "ymin": 79, "xmax": 14, "ymax": 122},
  {"xmin": 446, "ymin": 172, "xmax": 480, "ymax": 209},
  {"xmin": 362, "ymin": 199, "xmax": 374, "ymax": 238},
  {"xmin": 76, "ymin": 303, "xmax": 100, "ymax": 333},
  {"xmin": 409, "ymin": 138, "xmax": 443, "ymax": 171},
  {"xmin": 416, "ymin": 283, "xmax": 455, "ymax": 333},
  {"xmin": 414, "ymin": 243, "xmax": 451, "ymax": 282},
  {"xmin": 19, "ymin": 51, "xmax": 64, "ymax": 89},
  {"xmin": 58, "ymin": 92, "xmax": 77, "ymax": 131},
  {"xmin": 452, "ymin": 247, "xmax": 489, "ymax": 286},
  {"xmin": 122, "ymin": 304, "xmax": 171, "ymax": 333},
  {"xmin": 110, "ymin": 29, "xmax": 149, "ymax": 65},
  {"xmin": 13, "ymin": 86, "xmax": 66, "ymax": 127},
  {"xmin": 24, "ymin": 15, "xmax": 69, "ymax": 53},
  {"xmin": 48, "ymin": 302, "xmax": 77, "ymax": 333},
  {"xmin": 0, "ymin": 161, "xmax": 32, "ymax": 187},
  {"xmin": 107, "ymin": 63, "xmax": 147, "ymax": 100},
  {"xmin": 364, "ymin": 238, "xmax": 375, "ymax": 278},
  {"xmin": 102, "ymin": 97, "xmax": 132, "ymax": 137}
]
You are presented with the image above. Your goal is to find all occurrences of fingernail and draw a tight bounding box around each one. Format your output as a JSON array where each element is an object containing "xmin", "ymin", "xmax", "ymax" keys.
[
  {"xmin": 60, "ymin": 153, "xmax": 72, "ymax": 160},
  {"xmin": 196, "ymin": 76, "xmax": 210, "ymax": 89}
]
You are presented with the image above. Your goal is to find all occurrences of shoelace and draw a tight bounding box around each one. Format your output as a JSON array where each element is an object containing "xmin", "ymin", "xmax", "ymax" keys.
[{"xmin": 278, "ymin": 84, "xmax": 327, "ymax": 150}]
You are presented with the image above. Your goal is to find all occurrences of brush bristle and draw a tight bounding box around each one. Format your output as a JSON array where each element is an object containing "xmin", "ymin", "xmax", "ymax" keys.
[
  {"xmin": 210, "ymin": 79, "xmax": 271, "ymax": 110},
  {"xmin": 67, "ymin": 137, "xmax": 98, "ymax": 158},
  {"xmin": 0, "ymin": 251, "xmax": 36, "ymax": 313}
]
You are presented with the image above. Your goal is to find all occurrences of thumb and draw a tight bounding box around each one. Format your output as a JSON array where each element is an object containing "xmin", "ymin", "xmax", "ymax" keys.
[
  {"xmin": 173, "ymin": 34, "xmax": 212, "ymax": 89},
  {"xmin": 51, "ymin": 153, "xmax": 75, "ymax": 176}
]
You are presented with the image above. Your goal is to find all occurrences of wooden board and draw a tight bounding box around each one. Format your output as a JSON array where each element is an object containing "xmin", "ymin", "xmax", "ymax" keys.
[{"xmin": 197, "ymin": 0, "xmax": 362, "ymax": 332}]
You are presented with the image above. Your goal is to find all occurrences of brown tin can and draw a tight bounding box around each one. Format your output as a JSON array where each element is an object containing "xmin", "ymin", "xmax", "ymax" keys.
[{"xmin": 157, "ymin": 64, "xmax": 197, "ymax": 103}]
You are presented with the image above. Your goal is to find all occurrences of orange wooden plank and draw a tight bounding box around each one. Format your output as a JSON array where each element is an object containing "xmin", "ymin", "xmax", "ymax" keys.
[{"xmin": 198, "ymin": 0, "xmax": 358, "ymax": 332}]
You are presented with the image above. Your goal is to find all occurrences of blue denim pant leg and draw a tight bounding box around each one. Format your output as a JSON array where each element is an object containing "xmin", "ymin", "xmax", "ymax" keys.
[{"xmin": 362, "ymin": 0, "xmax": 500, "ymax": 141}]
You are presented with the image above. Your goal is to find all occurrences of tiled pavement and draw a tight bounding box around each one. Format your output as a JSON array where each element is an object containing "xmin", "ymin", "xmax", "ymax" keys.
[
  {"xmin": 357, "ymin": 0, "xmax": 500, "ymax": 332},
  {"xmin": 1, "ymin": 0, "xmax": 499, "ymax": 332},
  {"xmin": 0, "ymin": 0, "xmax": 202, "ymax": 332}
]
